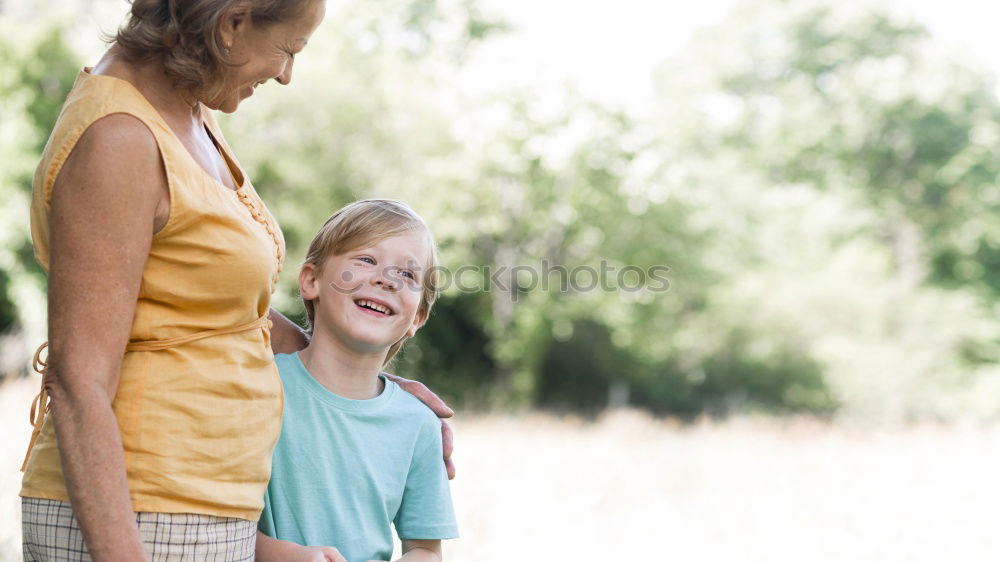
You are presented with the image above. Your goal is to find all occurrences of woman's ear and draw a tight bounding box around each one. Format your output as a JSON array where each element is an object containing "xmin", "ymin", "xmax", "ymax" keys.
[
  {"xmin": 217, "ymin": 3, "xmax": 252, "ymax": 48},
  {"xmin": 300, "ymin": 263, "xmax": 320, "ymax": 300}
]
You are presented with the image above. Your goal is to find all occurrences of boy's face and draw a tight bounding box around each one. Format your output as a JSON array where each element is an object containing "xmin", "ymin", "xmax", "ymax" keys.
[{"xmin": 301, "ymin": 231, "xmax": 429, "ymax": 355}]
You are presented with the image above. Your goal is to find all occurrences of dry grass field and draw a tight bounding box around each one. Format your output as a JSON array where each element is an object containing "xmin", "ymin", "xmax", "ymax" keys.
[{"xmin": 2, "ymin": 375, "xmax": 999, "ymax": 561}]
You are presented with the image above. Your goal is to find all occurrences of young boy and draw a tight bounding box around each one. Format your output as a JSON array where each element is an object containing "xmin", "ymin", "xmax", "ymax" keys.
[{"xmin": 256, "ymin": 200, "xmax": 457, "ymax": 562}]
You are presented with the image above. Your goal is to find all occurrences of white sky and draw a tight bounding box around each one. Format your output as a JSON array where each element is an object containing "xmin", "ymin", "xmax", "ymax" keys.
[
  {"xmin": 469, "ymin": 0, "xmax": 1000, "ymax": 108},
  {"xmin": 23, "ymin": 0, "xmax": 1000, "ymax": 109}
]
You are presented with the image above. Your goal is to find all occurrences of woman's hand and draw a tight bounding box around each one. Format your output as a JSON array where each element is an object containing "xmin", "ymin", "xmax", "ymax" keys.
[
  {"xmin": 440, "ymin": 420, "xmax": 455, "ymax": 480},
  {"xmin": 381, "ymin": 373, "xmax": 456, "ymax": 479}
]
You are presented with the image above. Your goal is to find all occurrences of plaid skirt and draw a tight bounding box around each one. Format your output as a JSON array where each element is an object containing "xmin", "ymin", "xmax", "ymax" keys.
[{"xmin": 21, "ymin": 497, "xmax": 256, "ymax": 561}]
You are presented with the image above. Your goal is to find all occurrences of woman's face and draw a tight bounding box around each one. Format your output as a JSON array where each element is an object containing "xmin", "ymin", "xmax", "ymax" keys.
[{"xmin": 210, "ymin": 0, "xmax": 325, "ymax": 113}]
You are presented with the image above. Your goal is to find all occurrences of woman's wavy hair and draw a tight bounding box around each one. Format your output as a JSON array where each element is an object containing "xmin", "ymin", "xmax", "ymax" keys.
[
  {"xmin": 113, "ymin": 0, "xmax": 311, "ymax": 101},
  {"xmin": 302, "ymin": 199, "xmax": 441, "ymax": 367}
]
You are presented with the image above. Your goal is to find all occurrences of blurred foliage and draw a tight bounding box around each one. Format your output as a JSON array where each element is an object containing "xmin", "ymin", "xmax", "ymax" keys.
[
  {"xmin": 650, "ymin": 0, "xmax": 1000, "ymax": 420},
  {"xmin": 0, "ymin": 17, "xmax": 74, "ymax": 346},
  {"xmin": 1, "ymin": 0, "xmax": 999, "ymax": 422}
]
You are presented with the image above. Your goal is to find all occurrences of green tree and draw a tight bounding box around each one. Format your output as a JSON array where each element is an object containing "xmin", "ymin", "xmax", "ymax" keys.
[{"xmin": 650, "ymin": 0, "xmax": 1000, "ymax": 420}]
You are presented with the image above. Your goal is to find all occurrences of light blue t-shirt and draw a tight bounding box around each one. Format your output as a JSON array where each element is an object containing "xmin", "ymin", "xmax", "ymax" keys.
[{"xmin": 259, "ymin": 353, "xmax": 458, "ymax": 562}]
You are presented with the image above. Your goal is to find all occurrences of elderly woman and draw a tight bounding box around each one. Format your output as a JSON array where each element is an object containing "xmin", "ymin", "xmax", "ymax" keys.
[{"xmin": 19, "ymin": 1, "xmax": 452, "ymax": 560}]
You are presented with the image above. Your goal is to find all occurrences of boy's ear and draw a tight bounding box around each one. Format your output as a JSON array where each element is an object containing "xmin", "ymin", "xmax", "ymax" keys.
[
  {"xmin": 300, "ymin": 263, "xmax": 320, "ymax": 300},
  {"xmin": 404, "ymin": 308, "xmax": 427, "ymax": 339}
]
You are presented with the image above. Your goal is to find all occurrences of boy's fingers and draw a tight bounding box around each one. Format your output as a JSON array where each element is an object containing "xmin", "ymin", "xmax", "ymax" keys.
[
  {"xmin": 441, "ymin": 419, "xmax": 456, "ymax": 479},
  {"xmin": 323, "ymin": 547, "xmax": 347, "ymax": 562}
]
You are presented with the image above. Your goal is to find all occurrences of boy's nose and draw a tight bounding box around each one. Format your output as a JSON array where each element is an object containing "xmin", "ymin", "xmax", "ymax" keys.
[{"xmin": 373, "ymin": 272, "xmax": 398, "ymax": 291}]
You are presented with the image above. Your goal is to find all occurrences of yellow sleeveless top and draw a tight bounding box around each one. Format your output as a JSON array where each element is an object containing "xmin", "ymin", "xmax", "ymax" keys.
[{"xmin": 20, "ymin": 69, "xmax": 285, "ymax": 521}]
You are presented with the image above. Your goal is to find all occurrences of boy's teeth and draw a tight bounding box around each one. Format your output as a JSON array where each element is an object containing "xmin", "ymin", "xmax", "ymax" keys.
[{"xmin": 359, "ymin": 299, "xmax": 389, "ymax": 314}]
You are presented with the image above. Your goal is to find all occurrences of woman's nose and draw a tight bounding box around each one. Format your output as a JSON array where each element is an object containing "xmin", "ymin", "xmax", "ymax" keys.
[{"xmin": 275, "ymin": 59, "xmax": 294, "ymax": 85}]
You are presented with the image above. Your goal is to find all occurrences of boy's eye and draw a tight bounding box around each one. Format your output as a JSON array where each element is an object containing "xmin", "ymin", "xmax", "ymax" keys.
[
  {"xmin": 357, "ymin": 256, "xmax": 376, "ymax": 265},
  {"xmin": 400, "ymin": 270, "xmax": 415, "ymax": 280}
]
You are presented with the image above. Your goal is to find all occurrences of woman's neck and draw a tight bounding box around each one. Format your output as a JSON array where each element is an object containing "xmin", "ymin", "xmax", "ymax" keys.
[
  {"xmin": 297, "ymin": 332, "xmax": 387, "ymax": 400},
  {"xmin": 91, "ymin": 46, "xmax": 202, "ymax": 126}
]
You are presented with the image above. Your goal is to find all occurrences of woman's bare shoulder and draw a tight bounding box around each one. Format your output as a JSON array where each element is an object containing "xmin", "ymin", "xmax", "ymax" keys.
[
  {"xmin": 56, "ymin": 112, "xmax": 169, "ymax": 229},
  {"xmin": 77, "ymin": 113, "xmax": 159, "ymax": 160}
]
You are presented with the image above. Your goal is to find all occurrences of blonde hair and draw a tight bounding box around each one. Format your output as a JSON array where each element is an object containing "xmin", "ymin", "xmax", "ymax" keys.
[
  {"xmin": 302, "ymin": 199, "xmax": 440, "ymax": 366},
  {"xmin": 113, "ymin": 0, "xmax": 313, "ymax": 101}
]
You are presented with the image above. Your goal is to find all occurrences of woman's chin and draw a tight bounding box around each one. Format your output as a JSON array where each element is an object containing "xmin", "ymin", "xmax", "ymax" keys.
[
  {"xmin": 202, "ymin": 93, "xmax": 247, "ymax": 114},
  {"xmin": 214, "ymin": 98, "xmax": 242, "ymax": 114}
]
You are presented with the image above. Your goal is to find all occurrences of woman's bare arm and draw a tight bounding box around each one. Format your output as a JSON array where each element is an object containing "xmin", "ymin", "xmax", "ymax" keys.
[
  {"xmin": 269, "ymin": 308, "xmax": 310, "ymax": 355},
  {"xmin": 44, "ymin": 114, "xmax": 169, "ymax": 561}
]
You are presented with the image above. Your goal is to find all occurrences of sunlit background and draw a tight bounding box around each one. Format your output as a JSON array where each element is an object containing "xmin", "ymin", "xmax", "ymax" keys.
[{"xmin": 3, "ymin": 0, "xmax": 1000, "ymax": 560}]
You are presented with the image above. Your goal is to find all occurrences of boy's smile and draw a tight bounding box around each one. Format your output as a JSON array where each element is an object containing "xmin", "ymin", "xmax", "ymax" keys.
[
  {"xmin": 354, "ymin": 297, "xmax": 395, "ymax": 316},
  {"xmin": 301, "ymin": 231, "xmax": 429, "ymax": 357}
]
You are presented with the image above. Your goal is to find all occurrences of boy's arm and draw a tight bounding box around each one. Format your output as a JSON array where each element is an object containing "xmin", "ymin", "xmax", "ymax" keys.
[
  {"xmin": 255, "ymin": 530, "xmax": 347, "ymax": 562},
  {"xmin": 364, "ymin": 539, "xmax": 441, "ymax": 562},
  {"xmin": 398, "ymin": 539, "xmax": 442, "ymax": 561},
  {"xmin": 391, "ymin": 417, "xmax": 458, "ymax": 561}
]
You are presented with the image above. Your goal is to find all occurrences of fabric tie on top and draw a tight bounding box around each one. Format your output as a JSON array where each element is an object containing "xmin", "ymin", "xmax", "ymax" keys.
[{"xmin": 21, "ymin": 315, "xmax": 274, "ymax": 472}]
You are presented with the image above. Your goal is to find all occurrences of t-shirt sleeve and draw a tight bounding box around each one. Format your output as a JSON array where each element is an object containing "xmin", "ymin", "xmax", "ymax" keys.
[{"xmin": 393, "ymin": 416, "xmax": 459, "ymax": 540}]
